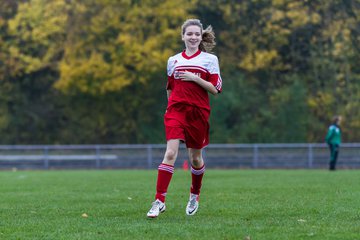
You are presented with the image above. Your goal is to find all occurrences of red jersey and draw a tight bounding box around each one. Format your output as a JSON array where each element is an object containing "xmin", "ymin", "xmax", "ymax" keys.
[{"xmin": 166, "ymin": 50, "xmax": 222, "ymax": 111}]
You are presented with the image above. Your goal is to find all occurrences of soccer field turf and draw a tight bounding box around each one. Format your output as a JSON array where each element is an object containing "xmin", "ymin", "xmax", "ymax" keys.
[{"xmin": 0, "ymin": 169, "xmax": 359, "ymax": 240}]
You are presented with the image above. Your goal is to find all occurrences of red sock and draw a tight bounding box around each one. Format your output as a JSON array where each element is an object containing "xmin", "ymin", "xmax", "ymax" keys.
[
  {"xmin": 190, "ymin": 164, "xmax": 205, "ymax": 195},
  {"xmin": 155, "ymin": 163, "xmax": 174, "ymax": 202}
]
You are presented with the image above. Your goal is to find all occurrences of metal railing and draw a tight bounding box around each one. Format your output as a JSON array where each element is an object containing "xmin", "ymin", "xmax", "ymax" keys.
[{"xmin": 0, "ymin": 143, "xmax": 359, "ymax": 170}]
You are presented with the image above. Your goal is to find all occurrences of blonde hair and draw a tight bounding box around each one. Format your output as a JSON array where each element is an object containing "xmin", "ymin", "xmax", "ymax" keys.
[
  {"xmin": 332, "ymin": 115, "xmax": 342, "ymax": 125},
  {"xmin": 181, "ymin": 19, "xmax": 216, "ymax": 53}
]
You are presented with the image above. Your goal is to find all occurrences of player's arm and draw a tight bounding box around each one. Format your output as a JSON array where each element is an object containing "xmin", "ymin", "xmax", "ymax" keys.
[
  {"xmin": 325, "ymin": 127, "xmax": 334, "ymax": 143},
  {"xmin": 167, "ymin": 89, "xmax": 172, "ymax": 100},
  {"xmin": 178, "ymin": 71, "xmax": 218, "ymax": 95}
]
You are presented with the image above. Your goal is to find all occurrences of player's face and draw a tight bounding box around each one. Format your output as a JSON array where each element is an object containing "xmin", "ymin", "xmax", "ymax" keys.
[
  {"xmin": 338, "ymin": 117, "xmax": 342, "ymax": 125},
  {"xmin": 182, "ymin": 25, "xmax": 202, "ymax": 51}
]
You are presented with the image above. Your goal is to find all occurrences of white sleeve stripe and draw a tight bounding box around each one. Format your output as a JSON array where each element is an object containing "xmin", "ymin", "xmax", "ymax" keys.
[{"xmin": 215, "ymin": 76, "xmax": 222, "ymax": 89}]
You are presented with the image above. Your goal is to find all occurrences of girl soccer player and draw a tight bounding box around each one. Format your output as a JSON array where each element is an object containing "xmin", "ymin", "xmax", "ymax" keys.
[{"xmin": 147, "ymin": 19, "xmax": 223, "ymax": 218}]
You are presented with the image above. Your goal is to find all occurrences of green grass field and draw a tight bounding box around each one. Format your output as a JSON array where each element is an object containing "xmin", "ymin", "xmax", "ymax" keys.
[{"xmin": 0, "ymin": 169, "xmax": 359, "ymax": 240}]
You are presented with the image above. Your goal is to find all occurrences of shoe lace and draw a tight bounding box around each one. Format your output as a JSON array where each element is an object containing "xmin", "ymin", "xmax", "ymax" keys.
[
  {"xmin": 150, "ymin": 200, "xmax": 161, "ymax": 212},
  {"xmin": 188, "ymin": 195, "xmax": 197, "ymax": 208}
]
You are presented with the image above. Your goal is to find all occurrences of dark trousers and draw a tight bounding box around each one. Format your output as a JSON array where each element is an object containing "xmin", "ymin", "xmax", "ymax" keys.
[{"xmin": 328, "ymin": 144, "xmax": 339, "ymax": 170}]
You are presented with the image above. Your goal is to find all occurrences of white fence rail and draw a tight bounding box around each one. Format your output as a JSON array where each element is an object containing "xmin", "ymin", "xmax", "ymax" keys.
[{"xmin": 0, "ymin": 143, "xmax": 359, "ymax": 170}]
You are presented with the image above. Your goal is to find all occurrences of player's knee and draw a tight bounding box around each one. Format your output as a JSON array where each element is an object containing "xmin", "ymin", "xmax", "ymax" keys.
[
  {"xmin": 164, "ymin": 149, "xmax": 177, "ymax": 162},
  {"xmin": 190, "ymin": 156, "xmax": 202, "ymax": 167}
]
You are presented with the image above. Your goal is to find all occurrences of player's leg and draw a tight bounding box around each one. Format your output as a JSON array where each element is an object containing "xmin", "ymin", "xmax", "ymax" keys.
[
  {"xmin": 329, "ymin": 144, "xmax": 337, "ymax": 170},
  {"xmin": 332, "ymin": 144, "xmax": 339, "ymax": 170},
  {"xmin": 183, "ymin": 106, "xmax": 209, "ymax": 215},
  {"xmin": 186, "ymin": 148, "xmax": 205, "ymax": 216},
  {"xmin": 147, "ymin": 139, "xmax": 180, "ymax": 218},
  {"xmin": 156, "ymin": 139, "xmax": 180, "ymax": 201}
]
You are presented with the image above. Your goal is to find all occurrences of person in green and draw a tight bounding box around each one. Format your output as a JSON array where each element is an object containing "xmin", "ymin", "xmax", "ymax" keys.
[{"xmin": 325, "ymin": 115, "xmax": 342, "ymax": 170}]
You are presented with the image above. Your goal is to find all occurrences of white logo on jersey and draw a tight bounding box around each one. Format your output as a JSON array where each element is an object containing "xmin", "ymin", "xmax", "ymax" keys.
[{"xmin": 174, "ymin": 70, "xmax": 201, "ymax": 79}]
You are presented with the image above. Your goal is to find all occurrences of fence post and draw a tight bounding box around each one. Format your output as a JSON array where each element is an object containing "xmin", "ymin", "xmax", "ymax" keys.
[
  {"xmin": 147, "ymin": 145, "xmax": 152, "ymax": 169},
  {"xmin": 308, "ymin": 144, "xmax": 313, "ymax": 169},
  {"xmin": 253, "ymin": 144, "xmax": 259, "ymax": 169},
  {"xmin": 95, "ymin": 146, "xmax": 101, "ymax": 169},
  {"xmin": 44, "ymin": 146, "xmax": 49, "ymax": 169},
  {"xmin": 202, "ymin": 148, "xmax": 206, "ymax": 160}
]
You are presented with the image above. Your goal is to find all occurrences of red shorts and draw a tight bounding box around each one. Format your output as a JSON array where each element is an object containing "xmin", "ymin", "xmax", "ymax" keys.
[{"xmin": 164, "ymin": 104, "xmax": 210, "ymax": 149}]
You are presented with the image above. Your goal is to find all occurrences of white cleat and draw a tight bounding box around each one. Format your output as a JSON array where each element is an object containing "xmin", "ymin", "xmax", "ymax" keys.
[
  {"xmin": 186, "ymin": 193, "xmax": 199, "ymax": 216},
  {"xmin": 147, "ymin": 199, "xmax": 166, "ymax": 218}
]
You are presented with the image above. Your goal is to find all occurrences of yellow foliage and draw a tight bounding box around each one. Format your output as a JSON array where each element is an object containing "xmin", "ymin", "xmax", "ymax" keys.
[
  {"xmin": 310, "ymin": 12, "xmax": 321, "ymax": 24},
  {"xmin": 7, "ymin": 0, "xmax": 68, "ymax": 76},
  {"xmin": 333, "ymin": 42, "xmax": 345, "ymax": 56},
  {"xmin": 56, "ymin": 51, "xmax": 132, "ymax": 94},
  {"xmin": 240, "ymin": 50, "xmax": 278, "ymax": 71},
  {"xmin": 272, "ymin": 0, "xmax": 286, "ymax": 6},
  {"xmin": 282, "ymin": 2, "xmax": 321, "ymax": 27},
  {"xmin": 286, "ymin": 9, "xmax": 309, "ymax": 28},
  {"xmin": 271, "ymin": 9, "xmax": 285, "ymax": 21},
  {"xmin": 54, "ymin": 0, "xmax": 195, "ymax": 94},
  {"xmin": 221, "ymin": 4, "xmax": 232, "ymax": 18},
  {"xmin": 307, "ymin": 92, "xmax": 334, "ymax": 110}
]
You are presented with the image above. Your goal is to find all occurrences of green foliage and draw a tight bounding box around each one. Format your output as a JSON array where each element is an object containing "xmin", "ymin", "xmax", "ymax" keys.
[
  {"xmin": 201, "ymin": 0, "xmax": 360, "ymax": 142},
  {"xmin": 55, "ymin": 80, "xmax": 167, "ymax": 144},
  {"xmin": 0, "ymin": 0, "xmax": 359, "ymax": 143},
  {"xmin": 267, "ymin": 79, "xmax": 308, "ymax": 142},
  {"xmin": 210, "ymin": 72, "xmax": 267, "ymax": 143}
]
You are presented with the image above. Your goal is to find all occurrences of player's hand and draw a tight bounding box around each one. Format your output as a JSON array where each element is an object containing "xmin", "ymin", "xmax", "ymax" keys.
[{"xmin": 178, "ymin": 71, "xmax": 198, "ymax": 82}]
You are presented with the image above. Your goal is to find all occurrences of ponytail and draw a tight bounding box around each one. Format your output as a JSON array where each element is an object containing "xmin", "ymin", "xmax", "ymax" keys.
[{"xmin": 199, "ymin": 25, "xmax": 216, "ymax": 53}]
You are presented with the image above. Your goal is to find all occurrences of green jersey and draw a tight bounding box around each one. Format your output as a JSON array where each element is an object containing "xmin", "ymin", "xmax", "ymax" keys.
[{"xmin": 325, "ymin": 124, "xmax": 341, "ymax": 145}]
